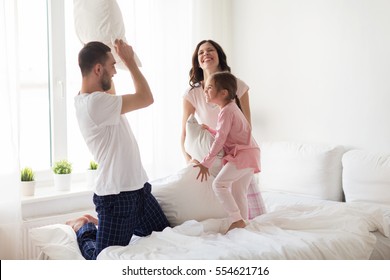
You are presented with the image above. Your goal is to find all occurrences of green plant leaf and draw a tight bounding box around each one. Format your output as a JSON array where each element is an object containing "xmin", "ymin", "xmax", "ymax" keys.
[
  {"xmin": 21, "ymin": 167, "xmax": 35, "ymax": 181},
  {"xmin": 52, "ymin": 159, "xmax": 72, "ymax": 174},
  {"xmin": 89, "ymin": 160, "xmax": 98, "ymax": 170}
]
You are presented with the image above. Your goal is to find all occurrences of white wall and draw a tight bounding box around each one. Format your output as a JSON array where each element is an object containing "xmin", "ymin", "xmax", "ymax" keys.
[
  {"xmin": 191, "ymin": 0, "xmax": 233, "ymax": 56},
  {"xmin": 231, "ymin": 0, "xmax": 390, "ymax": 153}
]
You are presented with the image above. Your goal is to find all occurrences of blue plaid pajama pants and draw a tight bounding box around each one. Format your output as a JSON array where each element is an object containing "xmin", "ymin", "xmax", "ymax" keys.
[{"xmin": 76, "ymin": 182, "xmax": 170, "ymax": 260}]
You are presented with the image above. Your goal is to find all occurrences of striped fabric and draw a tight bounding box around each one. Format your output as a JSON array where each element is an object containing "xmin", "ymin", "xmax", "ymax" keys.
[
  {"xmin": 247, "ymin": 178, "xmax": 266, "ymax": 219},
  {"xmin": 77, "ymin": 182, "xmax": 170, "ymax": 260}
]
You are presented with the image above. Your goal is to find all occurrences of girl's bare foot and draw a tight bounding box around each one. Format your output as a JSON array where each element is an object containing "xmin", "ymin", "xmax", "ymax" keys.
[
  {"xmin": 66, "ymin": 216, "xmax": 89, "ymax": 232},
  {"xmin": 84, "ymin": 214, "xmax": 98, "ymax": 225},
  {"xmin": 226, "ymin": 219, "xmax": 246, "ymax": 233}
]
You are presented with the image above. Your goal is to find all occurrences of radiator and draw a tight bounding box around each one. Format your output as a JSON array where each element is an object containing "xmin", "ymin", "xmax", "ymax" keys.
[{"xmin": 22, "ymin": 210, "xmax": 95, "ymax": 259}]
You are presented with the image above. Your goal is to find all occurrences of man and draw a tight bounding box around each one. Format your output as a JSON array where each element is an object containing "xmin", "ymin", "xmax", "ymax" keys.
[{"xmin": 67, "ymin": 39, "xmax": 169, "ymax": 260}]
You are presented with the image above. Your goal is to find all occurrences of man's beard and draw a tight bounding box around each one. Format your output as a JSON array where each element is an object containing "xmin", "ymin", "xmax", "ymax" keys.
[{"xmin": 101, "ymin": 70, "xmax": 112, "ymax": 91}]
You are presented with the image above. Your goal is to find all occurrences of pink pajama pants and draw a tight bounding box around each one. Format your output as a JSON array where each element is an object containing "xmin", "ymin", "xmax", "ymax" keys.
[{"xmin": 212, "ymin": 162, "xmax": 254, "ymax": 224}]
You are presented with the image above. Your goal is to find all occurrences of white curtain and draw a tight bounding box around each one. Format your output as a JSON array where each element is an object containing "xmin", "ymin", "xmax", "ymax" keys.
[
  {"xmin": 115, "ymin": 0, "xmax": 233, "ymax": 180},
  {"xmin": 115, "ymin": 0, "xmax": 195, "ymax": 179},
  {"xmin": 0, "ymin": 0, "xmax": 22, "ymax": 260}
]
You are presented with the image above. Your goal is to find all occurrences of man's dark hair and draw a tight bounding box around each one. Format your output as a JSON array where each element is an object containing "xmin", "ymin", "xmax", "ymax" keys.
[{"xmin": 78, "ymin": 41, "xmax": 111, "ymax": 77}]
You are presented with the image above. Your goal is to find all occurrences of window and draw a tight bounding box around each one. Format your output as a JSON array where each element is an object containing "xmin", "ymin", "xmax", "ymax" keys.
[
  {"xmin": 18, "ymin": 0, "xmax": 51, "ymax": 171},
  {"xmin": 18, "ymin": 0, "xmax": 193, "ymax": 183}
]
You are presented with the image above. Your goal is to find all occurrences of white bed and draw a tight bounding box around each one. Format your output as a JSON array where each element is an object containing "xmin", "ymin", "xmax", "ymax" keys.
[
  {"xmin": 98, "ymin": 201, "xmax": 388, "ymax": 260},
  {"xmin": 29, "ymin": 141, "xmax": 390, "ymax": 260}
]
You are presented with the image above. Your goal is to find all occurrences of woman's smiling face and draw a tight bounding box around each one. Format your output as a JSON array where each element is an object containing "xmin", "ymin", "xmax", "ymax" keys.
[{"xmin": 197, "ymin": 42, "xmax": 219, "ymax": 72}]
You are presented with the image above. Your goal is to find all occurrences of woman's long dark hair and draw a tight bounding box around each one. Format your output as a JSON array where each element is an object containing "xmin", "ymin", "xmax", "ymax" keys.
[{"xmin": 189, "ymin": 40, "xmax": 231, "ymax": 88}]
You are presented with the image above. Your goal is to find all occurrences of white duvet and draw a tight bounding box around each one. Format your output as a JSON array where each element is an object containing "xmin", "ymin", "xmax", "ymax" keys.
[{"xmin": 98, "ymin": 203, "xmax": 389, "ymax": 260}]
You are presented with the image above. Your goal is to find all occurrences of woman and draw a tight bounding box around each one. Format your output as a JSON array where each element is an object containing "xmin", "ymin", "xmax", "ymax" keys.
[{"xmin": 181, "ymin": 40, "xmax": 265, "ymax": 219}]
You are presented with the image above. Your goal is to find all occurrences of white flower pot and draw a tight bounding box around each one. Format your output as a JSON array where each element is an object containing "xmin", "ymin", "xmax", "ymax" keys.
[
  {"xmin": 86, "ymin": 169, "xmax": 97, "ymax": 189},
  {"xmin": 53, "ymin": 174, "xmax": 72, "ymax": 191},
  {"xmin": 21, "ymin": 181, "xmax": 36, "ymax": 196}
]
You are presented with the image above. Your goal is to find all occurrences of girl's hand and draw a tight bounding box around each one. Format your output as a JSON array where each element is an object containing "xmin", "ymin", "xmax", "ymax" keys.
[{"xmin": 194, "ymin": 163, "xmax": 210, "ymax": 182}]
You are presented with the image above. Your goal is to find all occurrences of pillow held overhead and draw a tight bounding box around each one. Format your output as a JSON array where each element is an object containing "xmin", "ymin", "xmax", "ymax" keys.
[{"xmin": 73, "ymin": 0, "xmax": 142, "ymax": 68}]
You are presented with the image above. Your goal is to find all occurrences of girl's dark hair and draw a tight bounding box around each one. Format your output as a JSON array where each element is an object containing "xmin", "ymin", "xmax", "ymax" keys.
[
  {"xmin": 78, "ymin": 41, "xmax": 111, "ymax": 77},
  {"xmin": 189, "ymin": 40, "xmax": 231, "ymax": 88},
  {"xmin": 211, "ymin": 72, "xmax": 242, "ymax": 111}
]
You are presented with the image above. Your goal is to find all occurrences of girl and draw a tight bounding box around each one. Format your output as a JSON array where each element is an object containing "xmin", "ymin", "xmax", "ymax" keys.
[{"xmin": 194, "ymin": 72, "xmax": 261, "ymax": 232}]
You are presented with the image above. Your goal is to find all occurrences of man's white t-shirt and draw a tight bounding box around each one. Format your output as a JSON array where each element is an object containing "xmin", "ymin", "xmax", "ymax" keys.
[{"xmin": 74, "ymin": 92, "xmax": 148, "ymax": 196}]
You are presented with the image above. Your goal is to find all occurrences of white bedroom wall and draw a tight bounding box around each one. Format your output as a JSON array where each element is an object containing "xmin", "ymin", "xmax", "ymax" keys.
[
  {"xmin": 231, "ymin": 0, "xmax": 390, "ymax": 153},
  {"xmin": 191, "ymin": 0, "xmax": 233, "ymax": 57}
]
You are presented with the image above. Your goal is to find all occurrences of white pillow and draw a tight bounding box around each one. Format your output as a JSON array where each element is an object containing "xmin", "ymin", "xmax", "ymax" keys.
[
  {"xmin": 258, "ymin": 141, "xmax": 345, "ymax": 201},
  {"xmin": 342, "ymin": 149, "xmax": 390, "ymax": 206},
  {"xmin": 184, "ymin": 114, "xmax": 214, "ymax": 161},
  {"xmin": 29, "ymin": 224, "xmax": 85, "ymax": 260},
  {"xmin": 184, "ymin": 114, "xmax": 223, "ymax": 176},
  {"xmin": 73, "ymin": 0, "xmax": 141, "ymax": 68},
  {"xmin": 151, "ymin": 166, "xmax": 227, "ymax": 226}
]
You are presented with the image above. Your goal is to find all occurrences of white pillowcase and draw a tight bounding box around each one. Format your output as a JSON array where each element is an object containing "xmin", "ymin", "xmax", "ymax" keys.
[
  {"xmin": 29, "ymin": 224, "xmax": 85, "ymax": 260},
  {"xmin": 73, "ymin": 0, "xmax": 141, "ymax": 68},
  {"xmin": 184, "ymin": 114, "xmax": 214, "ymax": 161},
  {"xmin": 151, "ymin": 166, "xmax": 227, "ymax": 226},
  {"xmin": 342, "ymin": 149, "xmax": 390, "ymax": 206},
  {"xmin": 184, "ymin": 114, "xmax": 223, "ymax": 176},
  {"xmin": 258, "ymin": 141, "xmax": 345, "ymax": 201}
]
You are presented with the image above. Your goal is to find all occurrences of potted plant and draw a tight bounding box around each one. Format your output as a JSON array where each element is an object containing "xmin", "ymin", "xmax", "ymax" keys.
[
  {"xmin": 86, "ymin": 160, "xmax": 98, "ymax": 189},
  {"xmin": 20, "ymin": 167, "xmax": 36, "ymax": 196},
  {"xmin": 52, "ymin": 159, "xmax": 72, "ymax": 191}
]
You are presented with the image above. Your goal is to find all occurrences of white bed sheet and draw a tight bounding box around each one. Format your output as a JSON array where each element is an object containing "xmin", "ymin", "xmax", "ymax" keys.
[
  {"xmin": 262, "ymin": 192, "xmax": 390, "ymax": 260},
  {"xmin": 98, "ymin": 202, "xmax": 389, "ymax": 260}
]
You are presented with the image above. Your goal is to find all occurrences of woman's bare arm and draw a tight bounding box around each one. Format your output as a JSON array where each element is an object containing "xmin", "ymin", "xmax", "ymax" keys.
[
  {"xmin": 239, "ymin": 91, "xmax": 252, "ymax": 127},
  {"xmin": 181, "ymin": 99, "xmax": 195, "ymax": 163}
]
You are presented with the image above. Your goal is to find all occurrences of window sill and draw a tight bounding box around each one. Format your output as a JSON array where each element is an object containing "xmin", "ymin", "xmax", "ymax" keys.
[{"xmin": 21, "ymin": 182, "xmax": 94, "ymax": 220}]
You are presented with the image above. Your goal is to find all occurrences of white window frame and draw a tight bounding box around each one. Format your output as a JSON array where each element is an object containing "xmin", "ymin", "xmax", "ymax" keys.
[
  {"xmin": 34, "ymin": 0, "xmax": 77, "ymax": 185},
  {"xmin": 48, "ymin": 0, "xmax": 67, "ymax": 163}
]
